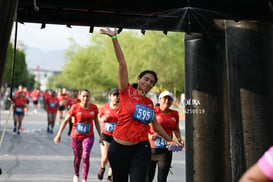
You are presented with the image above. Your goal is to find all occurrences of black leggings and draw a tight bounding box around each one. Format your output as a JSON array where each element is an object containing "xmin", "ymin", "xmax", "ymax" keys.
[
  {"xmin": 145, "ymin": 148, "xmax": 173, "ymax": 182},
  {"xmin": 108, "ymin": 140, "xmax": 151, "ymax": 182}
]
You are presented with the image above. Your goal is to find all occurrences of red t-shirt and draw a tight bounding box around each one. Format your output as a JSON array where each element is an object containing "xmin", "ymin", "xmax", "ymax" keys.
[
  {"xmin": 31, "ymin": 90, "xmax": 40, "ymax": 101},
  {"xmin": 43, "ymin": 92, "xmax": 51, "ymax": 105},
  {"xmin": 57, "ymin": 94, "xmax": 68, "ymax": 106},
  {"xmin": 13, "ymin": 97, "xmax": 27, "ymax": 112},
  {"xmin": 69, "ymin": 103, "xmax": 98, "ymax": 138},
  {"xmin": 46, "ymin": 97, "xmax": 59, "ymax": 114},
  {"xmin": 16, "ymin": 90, "xmax": 27, "ymax": 97},
  {"xmin": 67, "ymin": 97, "xmax": 80, "ymax": 109},
  {"xmin": 99, "ymin": 103, "xmax": 119, "ymax": 136},
  {"xmin": 149, "ymin": 106, "xmax": 179, "ymax": 148},
  {"xmin": 113, "ymin": 84, "xmax": 154, "ymax": 142}
]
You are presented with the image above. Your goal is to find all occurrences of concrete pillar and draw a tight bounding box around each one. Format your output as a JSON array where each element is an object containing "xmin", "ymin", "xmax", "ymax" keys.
[
  {"xmin": 0, "ymin": 0, "xmax": 18, "ymax": 86},
  {"xmin": 184, "ymin": 32, "xmax": 231, "ymax": 182},
  {"xmin": 225, "ymin": 20, "xmax": 273, "ymax": 181}
]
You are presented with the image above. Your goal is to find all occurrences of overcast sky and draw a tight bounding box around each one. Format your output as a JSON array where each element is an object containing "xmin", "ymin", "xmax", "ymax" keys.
[{"xmin": 11, "ymin": 22, "xmax": 91, "ymax": 52}]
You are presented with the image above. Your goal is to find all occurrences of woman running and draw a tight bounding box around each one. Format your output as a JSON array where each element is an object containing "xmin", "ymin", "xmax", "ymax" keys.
[
  {"xmin": 11, "ymin": 91, "xmax": 27, "ymax": 135},
  {"xmin": 100, "ymin": 27, "xmax": 183, "ymax": 182},
  {"xmin": 146, "ymin": 91, "xmax": 184, "ymax": 182},
  {"xmin": 67, "ymin": 89, "xmax": 80, "ymax": 136},
  {"xmin": 97, "ymin": 88, "xmax": 120, "ymax": 182},
  {"xmin": 46, "ymin": 90, "xmax": 59, "ymax": 134},
  {"xmin": 53, "ymin": 89, "xmax": 103, "ymax": 182}
]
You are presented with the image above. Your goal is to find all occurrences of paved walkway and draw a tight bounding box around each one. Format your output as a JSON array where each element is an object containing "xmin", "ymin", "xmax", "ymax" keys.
[{"xmin": 0, "ymin": 104, "xmax": 185, "ymax": 182}]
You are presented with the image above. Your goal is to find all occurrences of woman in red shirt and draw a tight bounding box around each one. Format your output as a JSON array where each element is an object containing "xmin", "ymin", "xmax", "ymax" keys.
[
  {"xmin": 53, "ymin": 89, "xmax": 103, "ymax": 182},
  {"xmin": 146, "ymin": 91, "xmax": 183, "ymax": 182},
  {"xmin": 97, "ymin": 88, "xmax": 120, "ymax": 182},
  {"xmin": 100, "ymin": 28, "xmax": 184, "ymax": 182},
  {"xmin": 11, "ymin": 91, "xmax": 27, "ymax": 135},
  {"xmin": 46, "ymin": 91, "xmax": 59, "ymax": 134},
  {"xmin": 30, "ymin": 88, "xmax": 40, "ymax": 114}
]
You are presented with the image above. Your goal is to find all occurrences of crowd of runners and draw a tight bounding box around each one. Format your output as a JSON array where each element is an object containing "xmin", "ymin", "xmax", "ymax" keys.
[{"xmin": 8, "ymin": 27, "xmax": 185, "ymax": 182}]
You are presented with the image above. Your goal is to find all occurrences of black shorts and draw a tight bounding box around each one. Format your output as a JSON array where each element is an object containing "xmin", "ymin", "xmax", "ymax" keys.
[
  {"xmin": 58, "ymin": 105, "xmax": 65, "ymax": 111},
  {"xmin": 102, "ymin": 133, "xmax": 113, "ymax": 143},
  {"xmin": 33, "ymin": 101, "xmax": 38, "ymax": 105}
]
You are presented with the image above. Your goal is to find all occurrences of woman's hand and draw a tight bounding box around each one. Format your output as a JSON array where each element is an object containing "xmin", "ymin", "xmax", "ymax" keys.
[
  {"xmin": 100, "ymin": 27, "xmax": 117, "ymax": 37},
  {"xmin": 53, "ymin": 135, "xmax": 61, "ymax": 144},
  {"xmin": 99, "ymin": 135, "xmax": 104, "ymax": 146},
  {"xmin": 177, "ymin": 137, "xmax": 185, "ymax": 146},
  {"xmin": 167, "ymin": 141, "xmax": 183, "ymax": 152}
]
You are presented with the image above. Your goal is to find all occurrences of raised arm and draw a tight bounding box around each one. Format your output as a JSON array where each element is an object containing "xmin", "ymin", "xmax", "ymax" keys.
[{"xmin": 100, "ymin": 28, "xmax": 129, "ymax": 91}]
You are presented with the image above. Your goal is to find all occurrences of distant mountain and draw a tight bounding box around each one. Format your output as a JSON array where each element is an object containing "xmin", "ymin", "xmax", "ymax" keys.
[{"xmin": 25, "ymin": 47, "xmax": 65, "ymax": 71}]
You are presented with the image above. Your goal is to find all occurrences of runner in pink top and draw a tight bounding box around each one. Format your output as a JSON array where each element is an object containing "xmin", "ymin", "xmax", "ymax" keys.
[
  {"xmin": 258, "ymin": 146, "xmax": 273, "ymax": 180},
  {"xmin": 54, "ymin": 89, "xmax": 103, "ymax": 182},
  {"xmin": 239, "ymin": 146, "xmax": 273, "ymax": 182}
]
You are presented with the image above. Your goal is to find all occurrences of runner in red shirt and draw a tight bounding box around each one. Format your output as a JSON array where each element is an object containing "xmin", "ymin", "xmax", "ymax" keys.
[
  {"xmin": 54, "ymin": 89, "xmax": 103, "ymax": 182},
  {"xmin": 46, "ymin": 90, "xmax": 59, "ymax": 134},
  {"xmin": 16, "ymin": 85, "xmax": 29, "ymax": 116},
  {"xmin": 67, "ymin": 90, "xmax": 80, "ymax": 136},
  {"xmin": 23, "ymin": 87, "xmax": 30, "ymax": 115},
  {"xmin": 16, "ymin": 85, "xmax": 26, "ymax": 97},
  {"xmin": 146, "ymin": 91, "xmax": 183, "ymax": 182},
  {"xmin": 57, "ymin": 89, "xmax": 69, "ymax": 124},
  {"xmin": 43, "ymin": 89, "xmax": 51, "ymax": 110},
  {"xmin": 100, "ymin": 28, "xmax": 183, "ymax": 182},
  {"xmin": 10, "ymin": 91, "xmax": 27, "ymax": 135},
  {"xmin": 97, "ymin": 88, "xmax": 119, "ymax": 182},
  {"xmin": 30, "ymin": 88, "xmax": 40, "ymax": 113}
]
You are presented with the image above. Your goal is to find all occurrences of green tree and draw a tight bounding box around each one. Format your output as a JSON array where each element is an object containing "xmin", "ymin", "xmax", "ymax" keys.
[
  {"xmin": 48, "ymin": 29, "xmax": 184, "ymax": 98},
  {"xmin": 2, "ymin": 43, "xmax": 34, "ymax": 89}
]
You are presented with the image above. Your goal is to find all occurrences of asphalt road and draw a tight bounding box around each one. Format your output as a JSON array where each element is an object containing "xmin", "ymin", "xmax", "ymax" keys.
[{"xmin": 0, "ymin": 103, "xmax": 185, "ymax": 182}]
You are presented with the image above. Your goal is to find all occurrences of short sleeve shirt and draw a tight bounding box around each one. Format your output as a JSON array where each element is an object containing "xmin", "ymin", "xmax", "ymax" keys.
[
  {"xmin": 13, "ymin": 97, "xmax": 27, "ymax": 112},
  {"xmin": 31, "ymin": 90, "xmax": 40, "ymax": 101},
  {"xmin": 69, "ymin": 103, "xmax": 98, "ymax": 138},
  {"xmin": 46, "ymin": 97, "xmax": 59, "ymax": 114},
  {"xmin": 149, "ymin": 106, "xmax": 179, "ymax": 148},
  {"xmin": 99, "ymin": 103, "xmax": 119, "ymax": 136},
  {"xmin": 258, "ymin": 146, "xmax": 273, "ymax": 180},
  {"xmin": 113, "ymin": 84, "xmax": 154, "ymax": 142}
]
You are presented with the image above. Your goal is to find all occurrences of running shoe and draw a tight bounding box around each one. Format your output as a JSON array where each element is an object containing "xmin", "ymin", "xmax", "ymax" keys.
[
  {"xmin": 73, "ymin": 175, "xmax": 79, "ymax": 182},
  {"xmin": 17, "ymin": 131, "xmax": 20, "ymax": 135},
  {"xmin": 107, "ymin": 176, "xmax": 112, "ymax": 182},
  {"xmin": 13, "ymin": 127, "xmax": 16, "ymax": 134},
  {"xmin": 47, "ymin": 127, "xmax": 50, "ymax": 133},
  {"xmin": 97, "ymin": 167, "xmax": 105, "ymax": 180}
]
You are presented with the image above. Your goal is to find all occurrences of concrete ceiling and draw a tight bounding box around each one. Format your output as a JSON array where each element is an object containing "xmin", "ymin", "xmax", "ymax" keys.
[{"xmin": 17, "ymin": 0, "xmax": 273, "ymax": 33}]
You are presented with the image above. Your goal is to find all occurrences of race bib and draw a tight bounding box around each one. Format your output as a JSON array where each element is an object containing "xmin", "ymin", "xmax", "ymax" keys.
[
  {"xmin": 154, "ymin": 134, "xmax": 171, "ymax": 148},
  {"xmin": 75, "ymin": 122, "xmax": 90, "ymax": 134},
  {"xmin": 154, "ymin": 136, "xmax": 168, "ymax": 148},
  {"xmin": 49, "ymin": 102, "xmax": 57, "ymax": 108},
  {"xmin": 15, "ymin": 107, "xmax": 23, "ymax": 112},
  {"xmin": 105, "ymin": 122, "xmax": 117, "ymax": 132},
  {"xmin": 132, "ymin": 104, "xmax": 155, "ymax": 124}
]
